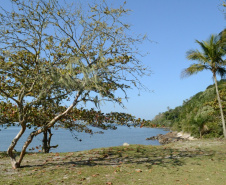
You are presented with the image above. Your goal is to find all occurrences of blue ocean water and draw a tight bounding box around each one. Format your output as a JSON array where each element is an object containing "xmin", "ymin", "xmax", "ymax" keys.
[{"xmin": 0, "ymin": 126, "xmax": 169, "ymax": 153}]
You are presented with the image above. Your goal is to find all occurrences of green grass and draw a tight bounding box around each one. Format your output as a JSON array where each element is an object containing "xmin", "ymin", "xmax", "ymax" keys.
[{"xmin": 1, "ymin": 139, "xmax": 226, "ymax": 185}]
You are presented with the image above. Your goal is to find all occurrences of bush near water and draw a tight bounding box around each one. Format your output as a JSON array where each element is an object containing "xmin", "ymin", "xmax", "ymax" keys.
[{"xmin": 151, "ymin": 79, "xmax": 226, "ymax": 138}]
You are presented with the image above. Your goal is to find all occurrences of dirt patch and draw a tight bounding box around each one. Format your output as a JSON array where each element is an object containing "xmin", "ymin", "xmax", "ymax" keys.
[{"xmin": 169, "ymin": 138, "xmax": 226, "ymax": 150}]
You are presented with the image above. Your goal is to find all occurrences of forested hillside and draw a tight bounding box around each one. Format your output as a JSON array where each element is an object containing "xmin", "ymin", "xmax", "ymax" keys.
[{"xmin": 151, "ymin": 80, "xmax": 226, "ymax": 138}]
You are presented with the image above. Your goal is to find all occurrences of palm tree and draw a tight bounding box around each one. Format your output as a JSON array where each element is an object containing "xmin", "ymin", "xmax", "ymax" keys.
[{"xmin": 182, "ymin": 34, "xmax": 226, "ymax": 138}]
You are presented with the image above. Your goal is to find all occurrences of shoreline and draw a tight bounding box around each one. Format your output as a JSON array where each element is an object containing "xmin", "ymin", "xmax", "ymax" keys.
[{"xmin": 146, "ymin": 131, "xmax": 197, "ymax": 145}]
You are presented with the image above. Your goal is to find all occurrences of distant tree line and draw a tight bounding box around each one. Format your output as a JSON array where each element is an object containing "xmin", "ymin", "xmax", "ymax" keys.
[{"xmin": 151, "ymin": 80, "xmax": 226, "ymax": 138}]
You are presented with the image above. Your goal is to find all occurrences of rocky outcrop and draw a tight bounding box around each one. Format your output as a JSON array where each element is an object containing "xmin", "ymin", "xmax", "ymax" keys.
[{"xmin": 146, "ymin": 131, "xmax": 196, "ymax": 145}]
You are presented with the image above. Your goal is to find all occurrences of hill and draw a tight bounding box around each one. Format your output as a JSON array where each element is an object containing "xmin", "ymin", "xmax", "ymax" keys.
[{"xmin": 151, "ymin": 79, "xmax": 226, "ymax": 138}]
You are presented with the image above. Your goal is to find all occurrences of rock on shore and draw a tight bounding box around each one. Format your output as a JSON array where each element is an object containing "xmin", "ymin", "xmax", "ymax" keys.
[{"xmin": 146, "ymin": 131, "xmax": 196, "ymax": 145}]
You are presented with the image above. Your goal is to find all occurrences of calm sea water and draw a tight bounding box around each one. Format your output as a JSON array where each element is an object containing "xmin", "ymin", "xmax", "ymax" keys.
[{"xmin": 0, "ymin": 126, "xmax": 169, "ymax": 153}]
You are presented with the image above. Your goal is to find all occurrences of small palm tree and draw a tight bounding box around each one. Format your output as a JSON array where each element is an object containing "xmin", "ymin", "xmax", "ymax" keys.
[{"xmin": 182, "ymin": 34, "xmax": 226, "ymax": 138}]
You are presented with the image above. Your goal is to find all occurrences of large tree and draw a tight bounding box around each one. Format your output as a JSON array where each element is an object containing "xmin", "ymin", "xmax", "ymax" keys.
[
  {"xmin": 182, "ymin": 34, "xmax": 226, "ymax": 137},
  {"xmin": 0, "ymin": 100, "xmax": 146, "ymax": 153},
  {"xmin": 0, "ymin": 0, "xmax": 150, "ymax": 168}
]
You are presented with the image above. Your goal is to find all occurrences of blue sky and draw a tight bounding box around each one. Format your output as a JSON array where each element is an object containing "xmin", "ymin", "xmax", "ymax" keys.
[
  {"xmin": 95, "ymin": 0, "xmax": 226, "ymax": 120},
  {"xmin": 2, "ymin": 0, "xmax": 225, "ymax": 120}
]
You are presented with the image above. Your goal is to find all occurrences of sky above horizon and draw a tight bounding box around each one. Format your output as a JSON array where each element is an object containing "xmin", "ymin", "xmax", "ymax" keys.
[
  {"xmin": 95, "ymin": 0, "xmax": 226, "ymax": 120},
  {"xmin": 2, "ymin": 0, "xmax": 226, "ymax": 120}
]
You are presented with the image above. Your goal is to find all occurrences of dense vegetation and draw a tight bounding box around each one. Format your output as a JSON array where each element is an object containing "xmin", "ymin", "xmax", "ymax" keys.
[{"xmin": 151, "ymin": 79, "xmax": 226, "ymax": 138}]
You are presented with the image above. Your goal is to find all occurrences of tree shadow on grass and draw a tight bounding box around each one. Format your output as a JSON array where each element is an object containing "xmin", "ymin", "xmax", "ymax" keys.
[{"xmin": 19, "ymin": 145, "xmax": 216, "ymax": 170}]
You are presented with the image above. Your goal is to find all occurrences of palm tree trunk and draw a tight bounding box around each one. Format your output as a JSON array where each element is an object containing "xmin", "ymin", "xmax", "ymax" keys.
[{"xmin": 213, "ymin": 75, "xmax": 226, "ymax": 138}]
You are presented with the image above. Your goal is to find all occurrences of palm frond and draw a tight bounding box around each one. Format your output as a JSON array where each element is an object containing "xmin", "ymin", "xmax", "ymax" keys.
[
  {"xmin": 195, "ymin": 40, "xmax": 210, "ymax": 58},
  {"xmin": 186, "ymin": 50, "xmax": 209, "ymax": 64},
  {"xmin": 181, "ymin": 64, "xmax": 209, "ymax": 78},
  {"xmin": 217, "ymin": 67, "xmax": 226, "ymax": 78},
  {"xmin": 218, "ymin": 29, "xmax": 226, "ymax": 50},
  {"xmin": 196, "ymin": 35, "xmax": 225, "ymax": 60},
  {"xmin": 183, "ymin": 34, "xmax": 226, "ymax": 79}
]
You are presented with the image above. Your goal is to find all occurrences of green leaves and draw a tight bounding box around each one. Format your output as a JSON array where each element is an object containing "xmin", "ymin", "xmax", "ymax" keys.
[
  {"xmin": 184, "ymin": 34, "xmax": 226, "ymax": 77},
  {"xmin": 0, "ymin": 101, "xmax": 18, "ymax": 125},
  {"xmin": 181, "ymin": 63, "xmax": 208, "ymax": 78},
  {"xmin": 182, "ymin": 34, "xmax": 226, "ymax": 137},
  {"xmin": 0, "ymin": 0, "xmax": 150, "ymax": 168},
  {"xmin": 152, "ymin": 80, "xmax": 226, "ymax": 138}
]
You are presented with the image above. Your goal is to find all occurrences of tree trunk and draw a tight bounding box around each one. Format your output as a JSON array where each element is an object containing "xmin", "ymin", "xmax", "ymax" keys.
[
  {"xmin": 213, "ymin": 75, "xmax": 226, "ymax": 138},
  {"xmin": 13, "ymin": 91, "xmax": 82, "ymax": 168},
  {"xmin": 47, "ymin": 129, "xmax": 54, "ymax": 152},
  {"xmin": 42, "ymin": 130, "xmax": 48, "ymax": 153},
  {"xmin": 7, "ymin": 124, "xmax": 26, "ymax": 169},
  {"xmin": 42, "ymin": 128, "xmax": 53, "ymax": 153}
]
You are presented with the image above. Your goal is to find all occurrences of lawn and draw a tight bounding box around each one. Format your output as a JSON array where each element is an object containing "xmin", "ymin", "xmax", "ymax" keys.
[{"xmin": 1, "ymin": 139, "xmax": 226, "ymax": 185}]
